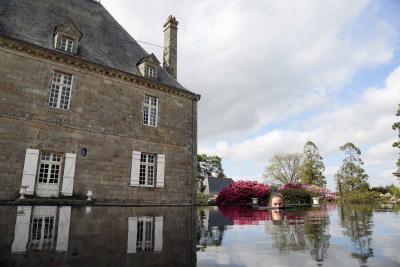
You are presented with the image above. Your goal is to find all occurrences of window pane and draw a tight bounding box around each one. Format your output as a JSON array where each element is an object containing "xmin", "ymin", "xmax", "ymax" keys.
[{"xmin": 139, "ymin": 165, "xmax": 146, "ymax": 185}]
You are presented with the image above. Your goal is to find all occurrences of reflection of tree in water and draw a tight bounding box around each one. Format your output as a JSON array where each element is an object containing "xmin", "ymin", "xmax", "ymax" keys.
[
  {"xmin": 304, "ymin": 208, "xmax": 331, "ymax": 266},
  {"xmin": 340, "ymin": 205, "xmax": 374, "ymax": 267},
  {"xmin": 266, "ymin": 206, "xmax": 332, "ymax": 266}
]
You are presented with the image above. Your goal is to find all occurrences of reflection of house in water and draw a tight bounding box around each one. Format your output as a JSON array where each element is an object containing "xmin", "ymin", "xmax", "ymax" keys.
[
  {"xmin": 197, "ymin": 208, "xmax": 233, "ymax": 249},
  {"xmin": 12, "ymin": 206, "xmax": 71, "ymax": 253},
  {"xmin": 4, "ymin": 206, "xmax": 196, "ymax": 266},
  {"xmin": 127, "ymin": 216, "xmax": 163, "ymax": 253}
]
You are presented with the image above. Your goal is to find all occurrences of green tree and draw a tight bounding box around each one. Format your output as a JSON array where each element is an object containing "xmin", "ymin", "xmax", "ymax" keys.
[
  {"xmin": 335, "ymin": 142, "xmax": 369, "ymax": 195},
  {"xmin": 300, "ymin": 141, "xmax": 326, "ymax": 187},
  {"xmin": 392, "ymin": 104, "xmax": 400, "ymax": 167},
  {"xmin": 263, "ymin": 153, "xmax": 303, "ymax": 184},
  {"xmin": 197, "ymin": 154, "xmax": 225, "ymax": 191}
]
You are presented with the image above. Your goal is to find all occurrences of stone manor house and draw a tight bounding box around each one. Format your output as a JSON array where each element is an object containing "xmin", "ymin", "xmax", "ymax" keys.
[{"xmin": 0, "ymin": 0, "xmax": 200, "ymax": 204}]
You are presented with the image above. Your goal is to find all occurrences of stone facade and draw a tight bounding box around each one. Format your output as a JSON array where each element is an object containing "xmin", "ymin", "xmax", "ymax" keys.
[{"xmin": 0, "ymin": 30, "xmax": 199, "ymax": 203}]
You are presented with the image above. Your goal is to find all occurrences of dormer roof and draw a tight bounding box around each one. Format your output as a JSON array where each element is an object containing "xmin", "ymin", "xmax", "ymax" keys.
[
  {"xmin": 55, "ymin": 21, "xmax": 83, "ymax": 40},
  {"xmin": 137, "ymin": 53, "xmax": 160, "ymax": 66}
]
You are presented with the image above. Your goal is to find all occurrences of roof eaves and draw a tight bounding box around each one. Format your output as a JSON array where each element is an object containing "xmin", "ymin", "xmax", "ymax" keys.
[{"xmin": 0, "ymin": 35, "xmax": 201, "ymax": 101}]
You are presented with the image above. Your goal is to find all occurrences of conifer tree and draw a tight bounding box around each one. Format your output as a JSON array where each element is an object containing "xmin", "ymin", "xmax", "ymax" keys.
[
  {"xmin": 300, "ymin": 141, "xmax": 326, "ymax": 187},
  {"xmin": 335, "ymin": 142, "xmax": 369, "ymax": 194}
]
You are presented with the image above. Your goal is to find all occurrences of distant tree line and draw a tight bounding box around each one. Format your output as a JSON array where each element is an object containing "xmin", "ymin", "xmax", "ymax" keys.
[{"xmin": 263, "ymin": 140, "xmax": 369, "ymax": 194}]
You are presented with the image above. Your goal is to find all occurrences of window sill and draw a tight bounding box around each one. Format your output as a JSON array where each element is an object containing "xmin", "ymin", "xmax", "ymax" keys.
[
  {"xmin": 48, "ymin": 105, "xmax": 70, "ymax": 112},
  {"xmin": 130, "ymin": 184, "xmax": 155, "ymax": 188}
]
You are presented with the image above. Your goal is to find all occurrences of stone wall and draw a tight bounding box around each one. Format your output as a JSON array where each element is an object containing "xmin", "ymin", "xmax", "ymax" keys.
[{"xmin": 0, "ymin": 45, "xmax": 197, "ymax": 204}]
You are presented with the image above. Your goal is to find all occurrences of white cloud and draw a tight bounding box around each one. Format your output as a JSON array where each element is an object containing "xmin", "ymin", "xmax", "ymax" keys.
[
  {"xmin": 100, "ymin": 0, "xmax": 400, "ymax": 187},
  {"xmin": 102, "ymin": 0, "xmax": 398, "ymax": 140},
  {"xmin": 200, "ymin": 65, "xmax": 400, "ymax": 187}
]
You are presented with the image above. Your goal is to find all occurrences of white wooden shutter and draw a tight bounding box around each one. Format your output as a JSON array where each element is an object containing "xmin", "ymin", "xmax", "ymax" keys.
[
  {"xmin": 127, "ymin": 217, "xmax": 138, "ymax": 253},
  {"xmin": 61, "ymin": 153, "xmax": 77, "ymax": 196},
  {"xmin": 21, "ymin": 148, "xmax": 39, "ymax": 195},
  {"xmin": 156, "ymin": 154, "xmax": 165, "ymax": 188},
  {"xmin": 154, "ymin": 216, "xmax": 163, "ymax": 252},
  {"xmin": 156, "ymin": 98, "xmax": 160, "ymax": 126},
  {"xmin": 56, "ymin": 206, "xmax": 71, "ymax": 251},
  {"xmin": 130, "ymin": 151, "xmax": 141, "ymax": 186},
  {"xmin": 11, "ymin": 206, "xmax": 32, "ymax": 253}
]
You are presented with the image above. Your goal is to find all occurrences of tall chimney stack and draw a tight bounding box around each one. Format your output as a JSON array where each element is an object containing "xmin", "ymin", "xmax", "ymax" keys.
[{"xmin": 163, "ymin": 15, "xmax": 178, "ymax": 79}]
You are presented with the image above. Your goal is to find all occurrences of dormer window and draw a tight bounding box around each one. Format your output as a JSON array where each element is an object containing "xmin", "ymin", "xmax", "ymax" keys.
[
  {"xmin": 59, "ymin": 37, "xmax": 74, "ymax": 52},
  {"xmin": 146, "ymin": 67, "xmax": 155, "ymax": 78},
  {"xmin": 54, "ymin": 21, "xmax": 83, "ymax": 55},
  {"xmin": 137, "ymin": 54, "xmax": 160, "ymax": 79}
]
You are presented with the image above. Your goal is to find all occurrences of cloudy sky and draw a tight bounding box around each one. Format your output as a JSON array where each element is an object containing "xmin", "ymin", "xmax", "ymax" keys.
[{"xmin": 102, "ymin": 0, "xmax": 400, "ymax": 190}]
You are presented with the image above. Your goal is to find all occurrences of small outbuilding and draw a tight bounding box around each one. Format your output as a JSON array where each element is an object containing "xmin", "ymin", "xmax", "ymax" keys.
[{"xmin": 203, "ymin": 177, "xmax": 234, "ymax": 196}]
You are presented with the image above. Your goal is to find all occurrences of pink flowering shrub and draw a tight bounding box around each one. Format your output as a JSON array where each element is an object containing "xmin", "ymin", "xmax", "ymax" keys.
[
  {"xmin": 279, "ymin": 182, "xmax": 304, "ymax": 190},
  {"xmin": 279, "ymin": 183, "xmax": 338, "ymax": 202},
  {"xmin": 216, "ymin": 180, "xmax": 269, "ymax": 205},
  {"xmin": 303, "ymin": 184, "xmax": 326, "ymax": 197},
  {"xmin": 218, "ymin": 206, "xmax": 270, "ymax": 225}
]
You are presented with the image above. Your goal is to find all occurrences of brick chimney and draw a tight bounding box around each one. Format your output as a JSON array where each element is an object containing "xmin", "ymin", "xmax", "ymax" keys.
[{"xmin": 163, "ymin": 15, "xmax": 178, "ymax": 79}]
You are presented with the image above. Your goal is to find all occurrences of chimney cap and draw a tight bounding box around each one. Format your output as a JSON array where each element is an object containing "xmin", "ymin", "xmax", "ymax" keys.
[{"xmin": 164, "ymin": 15, "xmax": 179, "ymax": 27}]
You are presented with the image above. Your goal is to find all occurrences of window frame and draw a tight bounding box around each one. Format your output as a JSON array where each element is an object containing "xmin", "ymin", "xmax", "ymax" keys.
[
  {"xmin": 139, "ymin": 153, "xmax": 156, "ymax": 187},
  {"xmin": 37, "ymin": 152, "xmax": 62, "ymax": 185},
  {"xmin": 145, "ymin": 66, "xmax": 155, "ymax": 78},
  {"xmin": 143, "ymin": 95, "xmax": 159, "ymax": 127},
  {"xmin": 48, "ymin": 71, "xmax": 74, "ymax": 110},
  {"xmin": 30, "ymin": 216, "xmax": 55, "ymax": 250},
  {"xmin": 136, "ymin": 216, "xmax": 155, "ymax": 252},
  {"xmin": 57, "ymin": 36, "xmax": 74, "ymax": 53}
]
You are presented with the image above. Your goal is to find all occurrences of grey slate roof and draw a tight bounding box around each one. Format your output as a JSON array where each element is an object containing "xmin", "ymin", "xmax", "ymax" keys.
[
  {"xmin": 206, "ymin": 177, "xmax": 234, "ymax": 195},
  {"xmin": 0, "ymin": 0, "xmax": 190, "ymax": 92}
]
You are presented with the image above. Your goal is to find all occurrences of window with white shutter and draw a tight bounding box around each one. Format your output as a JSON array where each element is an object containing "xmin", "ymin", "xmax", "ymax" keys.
[
  {"xmin": 127, "ymin": 216, "xmax": 163, "ymax": 253},
  {"xmin": 130, "ymin": 151, "xmax": 141, "ymax": 186},
  {"xmin": 61, "ymin": 153, "xmax": 76, "ymax": 196},
  {"xmin": 21, "ymin": 148, "xmax": 40, "ymax": 195},
  {"xmin": 131, "ymin": 152, "xmax": 165, "ymax": 188},
  {"xmin": 11, "ymin": 206, "xmax": 32, "ymax": 253},
  {"xmin": 156, "ymin": 154, "xmax": 165, "ymax": 188},
  {"xmin": 56, "ymin": 206, "xmax": 71, "ymax": 251}
]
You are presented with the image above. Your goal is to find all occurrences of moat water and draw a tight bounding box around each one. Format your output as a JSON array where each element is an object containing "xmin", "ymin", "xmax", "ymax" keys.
[{"xmin": 0, "ymin": 205, "xmax": 399, "ymax": 266}]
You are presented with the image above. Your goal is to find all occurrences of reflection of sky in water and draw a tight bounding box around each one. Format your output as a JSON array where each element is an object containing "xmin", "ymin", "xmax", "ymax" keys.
[
  {"xmin": 2, "ymin": 205, "xmax": 399, "ymax": 267},
  {"xmin": 197, "ymin": 206, "xmax": 400, "ymax": 267}
]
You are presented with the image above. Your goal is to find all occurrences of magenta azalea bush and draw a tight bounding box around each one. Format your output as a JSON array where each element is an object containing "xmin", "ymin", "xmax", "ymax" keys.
[{"xmin": 216, "ymin": 180, "xmax": 269, "ymax": 205}]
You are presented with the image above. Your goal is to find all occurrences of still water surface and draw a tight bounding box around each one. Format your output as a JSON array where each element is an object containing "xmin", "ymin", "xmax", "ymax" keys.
[{"xmin": 0, "ymin": 205, "xmax": 399, "ymax": 266}]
